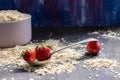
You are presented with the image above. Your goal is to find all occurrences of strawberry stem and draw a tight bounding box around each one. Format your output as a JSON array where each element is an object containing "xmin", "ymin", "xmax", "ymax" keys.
[{"xmin": 21, "ymin": 51, "xmax": 25, "ymax": 57}]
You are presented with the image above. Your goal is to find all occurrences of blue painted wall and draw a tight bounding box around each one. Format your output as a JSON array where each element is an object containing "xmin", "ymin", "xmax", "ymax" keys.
[{"xmin": 0, "ymin": 0, "xmax": 120, "ymax": 27}]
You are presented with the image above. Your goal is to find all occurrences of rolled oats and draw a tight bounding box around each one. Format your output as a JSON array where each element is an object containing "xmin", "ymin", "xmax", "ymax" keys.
[
  {"xmin": 0, "ymin": 10, "xmax": 30, "ymax": 22},
  {"xmin": 83, "ymin": 58, "xmax": 118, "ymax": 70}
]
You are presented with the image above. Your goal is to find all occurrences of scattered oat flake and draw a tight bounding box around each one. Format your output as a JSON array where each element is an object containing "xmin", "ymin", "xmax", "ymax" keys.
[
  {"xmin": 6, "ymin": 65, "xmax": 11, "ymax": 68},
  {"xmin": 84, "ymin": 58, "xmax": 118, "ymax": 70},
  {"xmin": 82, "ymin": 65, "xmax": 88, "ymax": 69},
  {"xmin": 101, "ymin": 30, "xmax": 119, "ymax": 39},
  {"xmin": 88, "ymin": 31, "xmax": 99, "ymax": 35},
  {"xmin": 29, "ymin": 78, "xmax": 34, "ymax": 80},
  {"xmin": 10, "ymin": 78, "xmax": 15, "ymax": 80},
  {"xmin": 2, "ymin": 78, "xmax": 7, "ymax": 80},
  {"xmin": 95, "ymin": 74, "xmax": 99, "ymax": 77},
  {"xmin": 88, "ymin": 30, "xmax": 120, "ymax": 40},
  {"xmin": 38, "ymin": 76, "xmax": 41, "ymax": 79},
  {"xmin": 51, "ymin": 77, "xmax": 55, "ymax": 80},
  {"xmin": 9, "ymin": 69, "xmax": 13, "ymax": 72},
  {"xmin": 3, "ymin": 68, "xmax": 8, "ymax": 70},
  {"xmin": 89, "ymin": 76, "xmax": 92, "ymax": 79},
  {"xmin": 101, "ymin": 43, "xmax": 104, "ymax": 46}
]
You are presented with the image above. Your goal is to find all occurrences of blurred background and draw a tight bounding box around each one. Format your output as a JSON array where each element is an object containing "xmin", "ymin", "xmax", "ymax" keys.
[{"xmin": 0, "ymin": 0, "xmax": 120, "ymax": 27}]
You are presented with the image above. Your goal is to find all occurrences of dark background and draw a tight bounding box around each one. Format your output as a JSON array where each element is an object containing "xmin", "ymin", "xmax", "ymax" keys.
[{"xmin": 1, "ymin": 0, "xmax": 120, "ymax": 27}]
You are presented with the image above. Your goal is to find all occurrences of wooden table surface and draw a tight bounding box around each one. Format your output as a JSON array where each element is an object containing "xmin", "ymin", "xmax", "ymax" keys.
[{"xmin": 0, "ymin": 27, "xmax": 120, "ymax": 80}]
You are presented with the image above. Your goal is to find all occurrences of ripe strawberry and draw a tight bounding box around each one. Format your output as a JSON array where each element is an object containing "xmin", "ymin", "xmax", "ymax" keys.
[
  {"xmin": 21, "ymin": 50, "xmax": 36, "ymax": 62},
  {"xmin": 86, "ymin": 41, "xmax": 101, "ymax": 54},
  {"xmin": 35, "ymin": 45, "xmax": 51, "ymax": 61}
]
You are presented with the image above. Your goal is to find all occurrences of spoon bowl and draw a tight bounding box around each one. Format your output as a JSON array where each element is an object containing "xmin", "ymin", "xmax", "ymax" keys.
[{"xmin": 28, "ymin": 58, "xmax": 51, "ymax": 66}]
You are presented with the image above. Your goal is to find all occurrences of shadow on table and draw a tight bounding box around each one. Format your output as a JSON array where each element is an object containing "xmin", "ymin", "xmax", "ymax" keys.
[
  {"xmin": 12, "ymin": 68, "xmax": 28, "ymax": 73},
  {"xmin": 77, "ymin": 52, "xmax": 99, "ymax": 61}
]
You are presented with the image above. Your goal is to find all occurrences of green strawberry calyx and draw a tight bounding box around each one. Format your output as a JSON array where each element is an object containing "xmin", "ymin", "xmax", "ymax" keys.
[
  {"xmin": 21, "ymin": 49, "xmax": 31, "ymax": 57},
  {"xmin": 37, "ymin": 43, "xmax": 53, "ymax": 50}
]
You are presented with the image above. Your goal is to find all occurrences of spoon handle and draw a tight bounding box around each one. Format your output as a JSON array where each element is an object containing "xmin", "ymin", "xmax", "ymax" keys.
[{"xmin": 51, "ymin": 38, "xmax": 98, "ymax": 55}]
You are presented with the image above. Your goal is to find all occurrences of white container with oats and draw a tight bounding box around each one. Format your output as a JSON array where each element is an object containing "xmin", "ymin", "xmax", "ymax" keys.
[{"xmin": 0, "ymin": 10, "xmax": 32, "ymax": 47}]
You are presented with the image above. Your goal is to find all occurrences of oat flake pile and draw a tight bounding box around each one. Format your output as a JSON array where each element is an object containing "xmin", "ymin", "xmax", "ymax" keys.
[
  {"xmin": 0, "ymin": 10, "xmax": 30, "ymax": 22},
  {"xmin": 0, "ymin": 39, "xmax": 81, "ymax": 75}
]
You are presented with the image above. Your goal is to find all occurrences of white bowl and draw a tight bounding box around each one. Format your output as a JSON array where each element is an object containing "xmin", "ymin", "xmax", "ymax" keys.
[{"xmin": 0, "ymin": 15, "xmax": 32, "ymax": 47}]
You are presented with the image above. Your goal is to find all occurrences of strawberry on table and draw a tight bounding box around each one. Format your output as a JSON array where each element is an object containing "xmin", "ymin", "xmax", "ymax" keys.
[
  {"xmin": 35, "ymin": 44, "xmax": 51, "ymax": 61},
  {"xmin": 21, "ymin": 49, "xmax": 36, "ymax": 62},
  {"xmin": 86, "ymin": 41, "xmax": 101, "ymax": 55}
]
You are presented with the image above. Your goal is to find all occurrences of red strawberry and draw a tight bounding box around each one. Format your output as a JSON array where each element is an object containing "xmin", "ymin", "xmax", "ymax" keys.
[
  {"xmin": 86, "ymin": 41, "xmax": 101, "ymax": 54},
  {"xmin": 21, "ymin": 50, "xmax": 36, "ymax": 62},
  {"xmin": 35, "ymin": 45, "xmax": 51, "ymax": 61}
]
